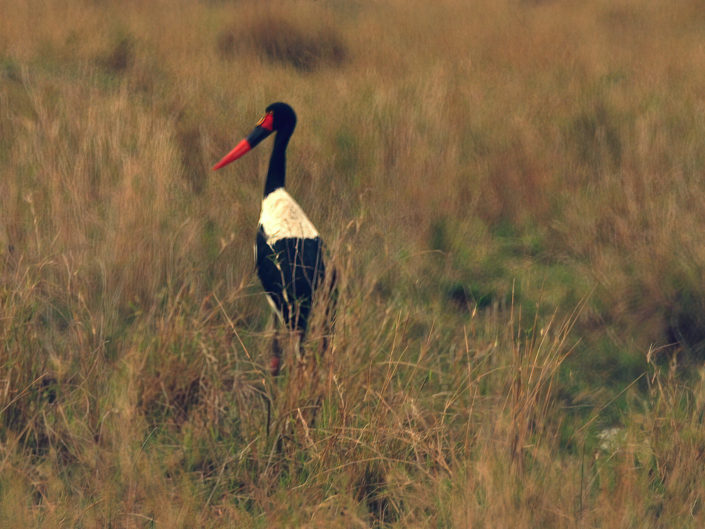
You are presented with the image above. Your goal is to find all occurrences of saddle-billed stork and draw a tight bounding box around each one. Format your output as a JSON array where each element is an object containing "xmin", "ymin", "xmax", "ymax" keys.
[{"xmin": 213, "ymin": 102, "xmax": 332, "ymax": 375}]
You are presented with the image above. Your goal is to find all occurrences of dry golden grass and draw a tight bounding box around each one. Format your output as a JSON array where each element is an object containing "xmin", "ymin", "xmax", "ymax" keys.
[{"xmin": 2, "ymin": 0, "xmax": 705, "ymax": 526}]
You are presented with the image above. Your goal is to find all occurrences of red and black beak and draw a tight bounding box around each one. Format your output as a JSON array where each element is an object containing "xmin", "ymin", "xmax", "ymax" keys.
[{"xmin": 212, "ymin": 112, "xmax": 275, "ymax": 170}]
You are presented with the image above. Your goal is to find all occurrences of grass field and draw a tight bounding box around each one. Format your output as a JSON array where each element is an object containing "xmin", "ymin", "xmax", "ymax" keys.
[{"xmin": 2, "ymin": 0, "xmax": 705, "ymax": 526}]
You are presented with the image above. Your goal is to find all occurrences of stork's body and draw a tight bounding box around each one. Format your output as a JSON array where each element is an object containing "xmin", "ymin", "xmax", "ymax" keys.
[
  {"xmin": 213, "ymin": 102, "xmax": 329, "ymax": 374},
  {"xmin": 257, "ymin": 187, "xmax": 325, "ymax": 330}
]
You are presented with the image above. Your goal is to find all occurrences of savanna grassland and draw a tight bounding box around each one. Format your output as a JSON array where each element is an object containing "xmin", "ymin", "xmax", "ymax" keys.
[{"xmin": 2, "ymin": 0, "xmax": 705, "ymax": 527}]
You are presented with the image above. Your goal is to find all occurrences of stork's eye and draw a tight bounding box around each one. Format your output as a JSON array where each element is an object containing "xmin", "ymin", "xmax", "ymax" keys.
[
  {"xmin": 257, "ymin": 112, "xmax": 273, "ymax": 126},
  {"xmin": 256, "ymin": 112, "xmax": 275, "ymax": 132}
]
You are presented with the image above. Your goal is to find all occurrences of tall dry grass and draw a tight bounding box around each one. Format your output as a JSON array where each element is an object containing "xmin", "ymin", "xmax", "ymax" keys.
[{"xmin": 2, "ymin": 0, "xmax": 705, "ymax": 526}]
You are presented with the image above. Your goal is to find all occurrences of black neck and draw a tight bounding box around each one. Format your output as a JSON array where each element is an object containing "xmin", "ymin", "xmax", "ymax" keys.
[{"xmin": 264, "ymin": 129, "xmax": 292, "ymax": 197}]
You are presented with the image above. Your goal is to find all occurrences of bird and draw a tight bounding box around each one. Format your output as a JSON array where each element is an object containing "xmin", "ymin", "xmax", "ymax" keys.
[{"xmin": 213, "ymin": 102, "xmax": 333, "ymax": 376}]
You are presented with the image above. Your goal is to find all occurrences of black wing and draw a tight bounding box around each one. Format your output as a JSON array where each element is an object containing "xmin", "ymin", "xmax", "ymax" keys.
[{"xmin": 255, "ymin": 226, "xmax": 326, "ymax": 334}]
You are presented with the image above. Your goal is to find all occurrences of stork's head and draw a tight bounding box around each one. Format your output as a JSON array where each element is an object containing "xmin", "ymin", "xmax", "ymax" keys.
[{"xmin": 212, "ymin": 102, "xmax": 297, "ymax": 170}]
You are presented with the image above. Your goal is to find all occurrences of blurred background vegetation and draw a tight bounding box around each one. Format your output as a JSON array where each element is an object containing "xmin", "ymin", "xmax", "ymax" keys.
[{"xmin": 2, "ymin": 0, "xmax": 705, "ymax": 526}]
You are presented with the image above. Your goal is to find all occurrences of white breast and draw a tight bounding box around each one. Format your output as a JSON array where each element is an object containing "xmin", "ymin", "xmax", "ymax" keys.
[{"xmin": 258, "ymin": 188, "xmax": 319, "ymax": 244}]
